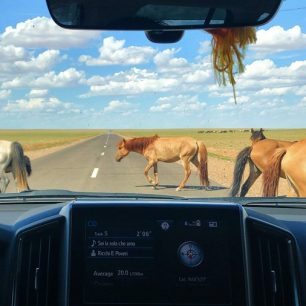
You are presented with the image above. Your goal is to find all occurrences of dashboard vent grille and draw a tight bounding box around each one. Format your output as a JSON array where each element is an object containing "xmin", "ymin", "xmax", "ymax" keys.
[
  {"xmin": 248, "ymin": 220, "xmax": 300, "ymax": 306},
  {"xmin": 13, "ymin": 220, "xmax": 62, "ymax": 306}
]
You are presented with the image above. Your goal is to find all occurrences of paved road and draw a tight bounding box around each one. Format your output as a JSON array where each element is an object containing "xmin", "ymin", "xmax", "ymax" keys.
[{"xmin": 6, "ymin": 134, "xmax": 228, "ymax": 197}]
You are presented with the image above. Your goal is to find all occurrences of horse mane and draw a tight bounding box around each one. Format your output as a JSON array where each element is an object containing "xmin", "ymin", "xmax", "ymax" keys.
[{"xmin": 125, "ymin": 135, "xmax": 159, "ymax": 153}]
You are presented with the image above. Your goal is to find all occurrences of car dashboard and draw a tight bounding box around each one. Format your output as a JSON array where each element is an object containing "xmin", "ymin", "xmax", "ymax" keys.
[{"xmin": 0, "ymin": 198, "xmax": 305, "ymax": 306}]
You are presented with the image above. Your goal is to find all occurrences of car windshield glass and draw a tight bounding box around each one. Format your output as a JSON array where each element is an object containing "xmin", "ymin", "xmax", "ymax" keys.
[{"xmin": 0, "ymin": 0, "xmax": 306, "ymax": 199}]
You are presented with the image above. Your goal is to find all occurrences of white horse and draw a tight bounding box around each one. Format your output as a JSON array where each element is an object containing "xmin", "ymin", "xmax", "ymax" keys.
[{"xmin": 0, "ymin": 141, "xmax": 31, "ymax": 193}]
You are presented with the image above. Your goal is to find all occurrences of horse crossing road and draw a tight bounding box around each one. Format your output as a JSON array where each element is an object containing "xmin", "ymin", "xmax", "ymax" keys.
[{"xmin": 6, "ymin": 134, "xmax": 228, "ymax": 197}]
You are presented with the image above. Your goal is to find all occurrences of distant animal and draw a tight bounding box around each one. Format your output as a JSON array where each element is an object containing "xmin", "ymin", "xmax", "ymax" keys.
[
  {"xmin": 0, "ymin": 141, "xmax": 32, "ymax": 193},
  {"xmin": 263, "ymin": 138, "xmax": 306, "ymax": 197},
  {"xmin": 230, "ymin": 128, "xmax": 294, "ymax": 197},
  {"xmin": 115, "ymin": 135, "xmax": 209, "ymax": 191}
]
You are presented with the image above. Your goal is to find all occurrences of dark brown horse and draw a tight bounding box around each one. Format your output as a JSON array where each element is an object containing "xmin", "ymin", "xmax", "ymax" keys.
[
  {"xmin": 230, "ymin": 129, "xmax": 294, "ymax": 197},
  {"xmin": 115, "ymin": 135, "xmax": 209, "ymax": 191},
  {"xmin": 263, "ymin": 139, "xmax": 306, "ymax": 197}
]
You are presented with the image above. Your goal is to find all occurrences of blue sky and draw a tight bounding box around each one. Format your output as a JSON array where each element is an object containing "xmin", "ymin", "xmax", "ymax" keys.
[{"xmin": 0, "ymin": 0, "xmax": 306, "ymax": 128}]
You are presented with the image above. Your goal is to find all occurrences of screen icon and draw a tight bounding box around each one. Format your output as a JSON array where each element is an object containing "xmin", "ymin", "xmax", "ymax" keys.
[
  {"xmin": 161, "ymin": 221, "xmax": 170, "ymax": 231},
  {"xmin": 184, "ymin": 219, "xmax": 201, "ymax": 227},
  {"xmin": 208, "ymin": 221, "xmax": 218, "ymax": 228},
  {"xmin": 178, "ymin": 241, "xmax": 204, "ymax": 267},
  {"xmin": 87, "ymin": 220, "xmax": 98, "ymax": 227}
]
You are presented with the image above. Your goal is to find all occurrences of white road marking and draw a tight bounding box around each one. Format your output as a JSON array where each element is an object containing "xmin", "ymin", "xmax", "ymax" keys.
[
  {"xmin": 91, "ymin": 168, "xmax": 99, "ymax": 178},
  {"xmin": 101, "ymin": 152, "xmax": 105, "ymax": 156},
  {"xmin": 106, "ymin": 133, "xmax": 110, "ymax": 145}
]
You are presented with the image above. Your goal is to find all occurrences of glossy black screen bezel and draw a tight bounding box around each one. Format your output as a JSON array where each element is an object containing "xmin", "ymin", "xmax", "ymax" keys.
[{"xmin": 69, "ymin": 202, "xmax": 246, "ymax": 306}]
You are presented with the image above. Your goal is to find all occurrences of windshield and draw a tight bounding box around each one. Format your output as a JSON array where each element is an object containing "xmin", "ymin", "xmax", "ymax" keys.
[{"xmin": 1, "ymin": 0, "xmax": 305, "ymax": 199}]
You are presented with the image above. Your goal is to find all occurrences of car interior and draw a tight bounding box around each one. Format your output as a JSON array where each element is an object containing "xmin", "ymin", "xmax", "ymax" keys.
[{"xmin": 0, "ymin": 0, "xmax": 306, "ymax": 306}]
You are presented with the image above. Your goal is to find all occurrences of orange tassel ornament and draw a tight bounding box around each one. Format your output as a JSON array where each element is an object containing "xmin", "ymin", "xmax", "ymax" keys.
[{"xmin": 205, "ymin": 27, "xmax": 257, "ymax": 103}]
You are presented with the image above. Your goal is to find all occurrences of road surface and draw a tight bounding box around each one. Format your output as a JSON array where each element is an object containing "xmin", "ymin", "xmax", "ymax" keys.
[{"xmin": 6, "ymin": 134, "xmax": 229, "ymax": 197}]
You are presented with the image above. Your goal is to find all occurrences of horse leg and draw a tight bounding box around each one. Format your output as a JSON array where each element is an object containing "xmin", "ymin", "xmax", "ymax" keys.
[
  {"xmin": 176, "ymin": 158, "xmax": 191, "ymax": 191},
  {"xmin": 0, "ymin": 175, "xmax": 10, "ymax": 193},
  {"xmin": 144, "ymin": 160, "xmax": 155, "ymax": 185},
  {"xmin": 240, "ymin": 162, "xmax": 261, "ymax": 197},
  {"xmin": 286, "ymin": 175, "xmax": 299, "ymax": 197},
  {"xmin": 191, "ymin": 157, "xmax": 208, "ymax": 190},
  {"xmin": 153, "ymin": 163, "xmax": 159, "ymax": 187}
]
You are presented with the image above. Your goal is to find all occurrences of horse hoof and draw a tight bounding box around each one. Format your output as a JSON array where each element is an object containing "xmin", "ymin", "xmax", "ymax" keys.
[{"xmin": 176, "ymin": 187, "xmax": 181, "ymax": 191}]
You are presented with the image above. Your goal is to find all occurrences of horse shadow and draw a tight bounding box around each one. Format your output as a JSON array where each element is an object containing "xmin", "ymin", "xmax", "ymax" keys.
[{"xmin": 135, "ymin": 184, "xmax": 227, "ymax": 191}]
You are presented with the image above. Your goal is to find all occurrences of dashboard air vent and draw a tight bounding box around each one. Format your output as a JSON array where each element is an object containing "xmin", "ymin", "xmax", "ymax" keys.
[
  {"xmin": 248, "ymin": 219, "xmax": 300, "ymax": 306},
  {"xmin": 13, "ymin": 220, "xmax": 62, "ymax": 306}
]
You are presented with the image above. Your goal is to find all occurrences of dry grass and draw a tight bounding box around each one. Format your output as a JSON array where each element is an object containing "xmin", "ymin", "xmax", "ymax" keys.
[{"xmin": 0, "ymin": 129, "xmax": 105, "ymax": 151}]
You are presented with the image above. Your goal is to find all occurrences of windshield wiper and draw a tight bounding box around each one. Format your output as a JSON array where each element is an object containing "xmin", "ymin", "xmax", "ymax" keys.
[
  {"xmin": 0, "ymin": 189, "xmax": 185, "ymax": 204},
  {"xmin": 238, "ymin": 197, "xmax": 306, "ymax": 208}
]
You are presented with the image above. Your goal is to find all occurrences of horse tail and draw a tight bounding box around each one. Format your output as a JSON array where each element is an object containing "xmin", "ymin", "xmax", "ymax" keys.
[
  {"xmin": 11, "ymin": 142, "xmax": 29, "ymax": 192},
  {"xmin": 196, "ymin": 141, "xmax": 209, "ymax": 186},
  {"xmin": 230, "ymin": 146, "xmax": 252, "ymax": 197},
  {"xmin": 24, "ymin": 155, "xmax": 32, "ymax": 176},
  {"xmin": 262, "ymin": 148, "xmax": 286, "ymax": 197}
]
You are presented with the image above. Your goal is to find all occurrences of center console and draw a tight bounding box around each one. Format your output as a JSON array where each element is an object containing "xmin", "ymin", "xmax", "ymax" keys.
[{"xmin": 68, "ymin": 202, "xmax": 247, "ymax": 305}]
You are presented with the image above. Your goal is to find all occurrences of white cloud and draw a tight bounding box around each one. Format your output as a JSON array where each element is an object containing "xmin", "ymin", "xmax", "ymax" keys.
[
  {"xmin": 103, "ymin": 100, "xmax": 138, "ymax": 115},
  {"xmin": 79, "ymin": 36, "xmax": 156, "ymax": 66},
  {"xmin": 82, "ymin": 68, "xmax": 179, "ymax": 96},
  {"xmin": 150, "ymin": 95, "xmax": 207, "ymax": 113},
  {"xmin": 0, "ymin": 45, "xmax": 26, "ymax": 62},
  {"xmin": 33, "ymin": 68, "xmax": 85, "ymax": 88},
  {"xmin": 3, "ymin": 97, "xmax": 78, "ymax": 113},
  {"xmin": 28, "ymin": 89, "xmax": 48, "ymax": 98},
  {"xmin": 14, "ymin": 50, "xmax": 61, "ymax": 72},
  {"xmin": 0, "ymin": 89, "xmax": 11, "ymax": 99},
  {"xmin": 220, "ymin": 59, "xmax": 306, "ymax": 94},
  {"xmin": 255, "ymin": 87, "xmax": 292, "ymax": 96},
  {"xmin": 252, "ymin": 25, "xmax": 306, "ymax": 54},
  {"xmin": 2, "ymin": 68, "xmax": 85, "ymax": 89},
  {"xmin": 154, "ymin": 48, "xmax": 189, "ymax": 73},
  {"xmin": 198, "ymin": 41, "xmax": 211, "ymax": 54},
  {"xmin": 1, "ymin": 17, "xmax": 100, "ymax": 48},
  {"xmin": 81, "ymin": 55, "xmax": 214, "ymax": 98}
]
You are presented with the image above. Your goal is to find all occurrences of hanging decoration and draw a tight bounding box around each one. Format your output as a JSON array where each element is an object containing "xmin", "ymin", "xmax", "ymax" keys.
[{"xmin": 205, "ymin": 27, "xmax": 257, "ymax": 103}]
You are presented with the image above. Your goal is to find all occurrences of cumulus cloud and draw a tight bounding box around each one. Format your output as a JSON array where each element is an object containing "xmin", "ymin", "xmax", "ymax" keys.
[
  {"xmin": 103, "ymin": 100, "xmax": 138, "ymax": 115},
  {"xmin": 28, "ymin": 89, "xmax": 48, "ymax": 98},
  {"xmin": 81, "ymin": 55, "xmax": 213, "ymax": 97},
  {"xmin": 1, "ymin": 17, "xmax": 100, "ymax": 48},
  {"xmin": 14, "ymin": 49, "xmax": 61, "ymax": 72},
  {"xmin": 154, "ymin": 48, "xmax": 189, "ymax": 73},
  {"xmin": 2, "ymin": 68, "xmax": 85, "ymax": 89},
  {"xmin": 81, "ymin": 68, "xmax": 178, "ymax": 96},
  {"xmin": 0, "ymin": 89, "xmax": 11, "ymax": 99},
  {"xmin": 222, "ymin": 59, "xmax": 306, "ymax": 94},
  {"xmin": 150, "ymin": 95, "xmax": 207, "ymax": 113},
  {"xmin": 255, "ymin": 87, "xmax": 292, "ymax": 96},
  {"xmin": 198, "ymin": 41, "xmax": 211, "ymax": 54},
  {"xmin": 0, "ymin": 45, "xmax": 27, "ymax": 62},
  {"xmin": 252, "ymin": 25, "xmax": 306, "ymax": 54},
  {"xmin": 79, "ymin": 36, "xmax": 156, "ymax": 66},
  {"xmin": 3, "ymin": 97, "xmax": 78, "ymax": 113}
]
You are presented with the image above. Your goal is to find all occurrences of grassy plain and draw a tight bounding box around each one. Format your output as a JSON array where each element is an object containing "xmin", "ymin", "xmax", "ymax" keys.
[{"xmin": 0, "ymin": 129, "xmax": 105, "ymax": 151}]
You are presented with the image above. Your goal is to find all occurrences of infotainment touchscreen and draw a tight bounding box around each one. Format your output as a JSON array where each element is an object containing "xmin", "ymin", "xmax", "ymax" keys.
[{"xmin": 69, "ymin": 203, "xmax": 246, "ymax": 306}]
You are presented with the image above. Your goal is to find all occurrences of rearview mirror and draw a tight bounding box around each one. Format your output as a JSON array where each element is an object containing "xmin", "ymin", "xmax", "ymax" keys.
[{"xmin": 46, "ymin": 0, "xmax": 282, "ymax": 30}]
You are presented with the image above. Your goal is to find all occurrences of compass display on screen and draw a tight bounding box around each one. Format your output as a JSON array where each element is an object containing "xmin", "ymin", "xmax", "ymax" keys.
[{"xmin": 178, "ymin": 241, "xmax": 204, "ymax": 267}]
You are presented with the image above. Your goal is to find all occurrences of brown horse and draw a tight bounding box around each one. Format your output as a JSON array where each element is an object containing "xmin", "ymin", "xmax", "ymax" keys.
[
  {"xmin": 230, "ymin": 128, "xmax": 294, "ymax": 197},
  {"xmin": 115, "ymin": 135, "xmax": 209, "ymax": 191},
  {"xmin": 263, "ymin": 139, "xmax": 306, "ymax": 197}
]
